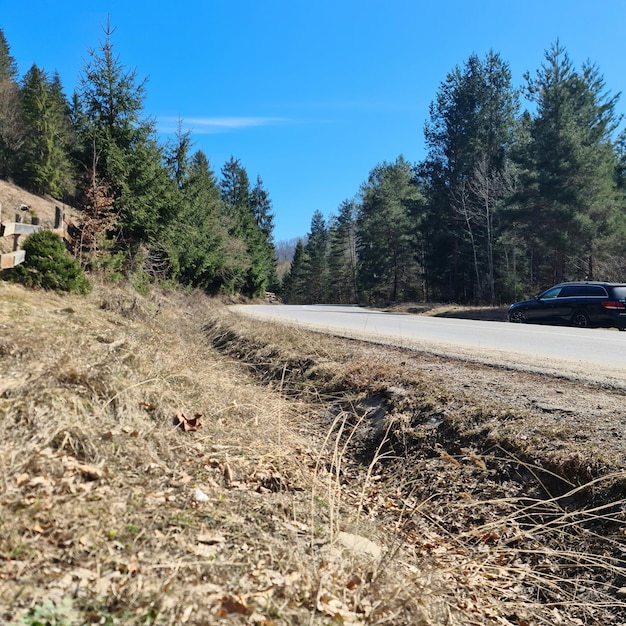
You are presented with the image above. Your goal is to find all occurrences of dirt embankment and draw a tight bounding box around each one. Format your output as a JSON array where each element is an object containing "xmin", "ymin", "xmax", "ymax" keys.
[
  {"xmin": 0, "ymin": 179, "xmax": 80, "ymax": 225},
  {"xmin": 0, "ymin": 180, "xmax": 80, "ymax": 254},
  {"xmin": 213, "ymin": 305, "xmax": 626, "ymax": 495}
]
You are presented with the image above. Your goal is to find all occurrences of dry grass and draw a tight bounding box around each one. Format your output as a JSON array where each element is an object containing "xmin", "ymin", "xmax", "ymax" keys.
[
  {"xmin": 0, "ymin": 281, "xmax": 439, "ymax": 625},
  {"xmin": 378, "ymin": 301, "xmax": 510, "ymax": 322},
  {"xmin": 1, "ymin": 280, "xmax": 626, "ymax": 625}
]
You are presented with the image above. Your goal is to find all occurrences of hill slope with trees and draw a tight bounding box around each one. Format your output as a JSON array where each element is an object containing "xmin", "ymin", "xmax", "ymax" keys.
[
  {"xmin": 282, "ymin": 45, "xmax": 626, "ymax": 306},
  {"xmin": 0, "ymin": 23, "xmax": 278, "ymax": 297},
  {"xmin": 1, "ymin": 25, "xmax": 625, "ymax": 304}
]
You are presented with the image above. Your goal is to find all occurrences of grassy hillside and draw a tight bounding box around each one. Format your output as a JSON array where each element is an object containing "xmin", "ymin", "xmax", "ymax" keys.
[
  {"xmin": 0, "ymin": 281, "xmax": 431, "ymax": 625},
  {"xmin": 1, "ymin": 279, "xmax": 625, "ymax": 625}
]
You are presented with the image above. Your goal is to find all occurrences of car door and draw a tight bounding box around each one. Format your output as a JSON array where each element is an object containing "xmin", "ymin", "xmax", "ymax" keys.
[
  {"xmin": 581, "ymin": 285, "xmax": 610, "ymax": 323},
  {"xmin": 555, "ymin": 285, "xmax": 608, "ymax": 325},
  {"xmin": 553, "ymin": 285, "xmax": 582, "ymax": 323},
  {"xmin": 526, "ymin": 286, "xmax": 563, "ymax": 323}
]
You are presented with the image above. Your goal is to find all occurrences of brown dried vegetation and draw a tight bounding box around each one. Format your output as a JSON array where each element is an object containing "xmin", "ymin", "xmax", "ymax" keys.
[{"xmin": 1, "ymin": 280, "xmax": 626, "ymax": 625}]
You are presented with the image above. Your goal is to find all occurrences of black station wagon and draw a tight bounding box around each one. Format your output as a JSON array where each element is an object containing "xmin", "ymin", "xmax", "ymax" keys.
[{"xmin": 508, "ymin": 282, "xmax": 626, "ymax": 330}]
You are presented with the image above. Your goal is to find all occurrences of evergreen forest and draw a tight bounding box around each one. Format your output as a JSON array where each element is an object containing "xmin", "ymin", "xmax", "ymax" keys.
[{"xmin": 2, "ymin": 24, "xmax": 626, "ymax": 305}]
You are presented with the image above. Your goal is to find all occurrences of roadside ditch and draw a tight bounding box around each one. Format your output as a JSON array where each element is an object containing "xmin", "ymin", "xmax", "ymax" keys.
[{"xmin": 203, "ymin": 309, "xmax": 626, "ymax": 624}]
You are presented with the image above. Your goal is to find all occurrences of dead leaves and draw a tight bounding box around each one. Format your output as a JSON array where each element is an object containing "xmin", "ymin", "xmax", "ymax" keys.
[
  {"xmin": 316, "ymin": 592, "xmax": 368, "ymax": 625},
  {"xmin": 12, "ymin": 448, "xmax": 107, "ymax": 503},
  {"xmin": 190, "ymin": 455, "xmax": 294, "ymax": 495},
  {"xmin": 314, "ymin": 561, "xmax": 374, "ymax": 625},
  {"xmin": 193, "ymin": 533, "xmax": 226, "ymax": 558},
  {"xmin": 173, "ymin": 409, "xmax": 202, "ymax": 432},
  {"xmin": 101, "ymin": 425, "xmax": 139, "ymax": 440},
  {"xmin": 438, "ymin": 447, "xmax": 490, "ymax": 472},
  {"xmin": 62, "ymin": 456, "xmax": 106, "ymax": 481},
  {"xmin": 215, "ymin": 569, "xmax": 303, "ymax": 622},
  {"xmin": 218, "ymin": 593, "xmax": 248, "ymax": 616}
]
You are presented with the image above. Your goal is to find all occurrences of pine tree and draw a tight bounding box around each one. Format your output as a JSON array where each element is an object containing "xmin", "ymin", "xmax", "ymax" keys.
[
  {"xmin": 327, "ymin": 200, "xmax": 358, "ymax": 303},
  {"xmin": 220, "ymin": 158, "xmax": 276, "ymax": 297},
  {"xmin": 281, "ymin": 240, "xmax": 309, "ymax": 304},
  {"xmin": 75, "ymin": 19, "xmax": 175, "ymax": 259},
  {"xmin": 250, "ymin": 176, "xmax": 278, "ymax": 292},
  {"xmin": 19, "ymin": 65, "xmax": 75, "ymax": 197},
  {"xmin": 357, "ymin": 157, "xmax": 422, "ymax": 303},
  {"xmin": 219, "ymin": 157, "xmax": 253, "ymax": 293},
  {"xmin": 0, "ymin": 28, "xmax": 23, "ymax": 178},
  {"xmin": 166, "ymin": 148, "xmax": 236, "ymax": 290},
  {"xmin": 304, "ymin": 210, "xmax": 329, "ymax": 303},
  {"xmin": 513, "ymin": 41, "xmax": 622, "ymax": 285},
  {"xmin": 421, "ymin": 51, "xmax": 519, "ymax": 302},
  {"xmin": 0, "ymin": 29, "xmax": 17, "ymax": 81},
  {"xmin": 166, "ymin": 119, "xmax": 192, "ymax": 191},
  {"xmin": 220, "ymin": 157, "xmax": 251, "ymax": 230}
]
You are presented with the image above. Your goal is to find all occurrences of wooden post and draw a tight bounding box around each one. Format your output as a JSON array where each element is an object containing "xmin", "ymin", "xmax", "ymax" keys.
[
  {"xmin": 13, "ymin": 213, "xmax": 20, "ymax": 251},
  {"xmin": 54, "ymin": 206, "xmax": 63, "ymax": 229}
]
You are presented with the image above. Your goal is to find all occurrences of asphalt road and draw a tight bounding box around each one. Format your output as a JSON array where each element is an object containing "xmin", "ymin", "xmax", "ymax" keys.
[{"xmin": 231, "ymin": 304, "xmax": 626, "ymax": 386}]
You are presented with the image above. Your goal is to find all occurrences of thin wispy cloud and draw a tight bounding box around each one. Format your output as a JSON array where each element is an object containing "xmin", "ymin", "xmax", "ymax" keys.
[{"xmin": 158, "ymin": 116, "xmax": 289, "ymax": 134}]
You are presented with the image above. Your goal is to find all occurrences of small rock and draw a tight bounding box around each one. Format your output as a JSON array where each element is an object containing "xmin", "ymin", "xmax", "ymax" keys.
[
  {"xmin": 193, "ymin": 487, "xmax": 210, "ymax": 502},
  {"xmin": 336, "ymin": 531, "xmax": 382, "ymax": 559}
]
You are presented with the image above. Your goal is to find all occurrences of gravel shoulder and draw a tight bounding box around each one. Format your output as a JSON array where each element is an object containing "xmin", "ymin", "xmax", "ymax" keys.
[{"xmin": 377, "ymin": 341, "xmax": 626, "ymax": 476}]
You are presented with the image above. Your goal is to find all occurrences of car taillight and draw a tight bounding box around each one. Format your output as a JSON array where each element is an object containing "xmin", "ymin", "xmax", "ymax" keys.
[{"xmin": 601, "ymin": 301, "xmax": 626, "ymax": 310}]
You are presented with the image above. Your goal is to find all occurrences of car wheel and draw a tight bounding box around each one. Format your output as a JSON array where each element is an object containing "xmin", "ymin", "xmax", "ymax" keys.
[
  {"xmin": 571, "ymin": 310, "xmax": 590, "ymax": 328},
  {"xmin": 509, "ymin": 310, "xmax": 526, "ymax": 323}
]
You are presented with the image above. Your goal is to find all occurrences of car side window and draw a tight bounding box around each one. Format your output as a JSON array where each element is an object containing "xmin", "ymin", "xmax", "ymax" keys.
[
  {"xmin": 557, "ymin": 285, "xmax": 608, "ymax": 297},
  {"xmin": 541, "ymin": 287, "xmax": 562, "ymax": 299},
  {"xmin": 558, "ymin": 286, "xmax": 576, "ymax": 297}
]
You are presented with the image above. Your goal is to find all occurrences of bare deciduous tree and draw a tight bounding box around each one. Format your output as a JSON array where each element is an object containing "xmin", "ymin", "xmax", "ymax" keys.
[{"xmin": 451, "ymin": 157, "xmax": 511, "ymax": 303}]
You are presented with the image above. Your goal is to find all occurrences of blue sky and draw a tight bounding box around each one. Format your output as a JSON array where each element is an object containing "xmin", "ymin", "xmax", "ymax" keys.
[{"xmin": 3, "ymin": 1, "xmax": 626, "ymax": 242}]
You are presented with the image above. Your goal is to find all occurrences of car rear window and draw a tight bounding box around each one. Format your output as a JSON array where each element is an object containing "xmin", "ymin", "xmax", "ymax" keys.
[
  {"xmin": 611, "ymin": 287, "xmax": 626, "ymax": 299},
  {"xmin": 585, "ymin": 286, "xmax": 609, "ymax": 296}
]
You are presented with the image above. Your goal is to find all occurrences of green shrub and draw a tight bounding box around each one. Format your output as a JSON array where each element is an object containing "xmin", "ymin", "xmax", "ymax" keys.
[
  {"xmin": 88, "ymin": 249, "xmax": 126, "ymax": 282},
  {"xmin": 5, "ymin": 230, "xmax": 91, "ymax": 294}
]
